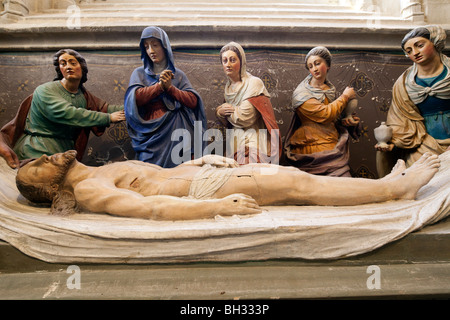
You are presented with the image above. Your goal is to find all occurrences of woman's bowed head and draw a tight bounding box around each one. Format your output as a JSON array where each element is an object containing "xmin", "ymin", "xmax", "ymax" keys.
[{"xmin": 142, "ymin": 36, "xmax": 175, "ymax": 90}]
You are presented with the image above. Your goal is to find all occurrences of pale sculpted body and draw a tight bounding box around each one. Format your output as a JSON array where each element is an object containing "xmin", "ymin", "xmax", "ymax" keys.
[{"xmin": 16, "ymin": 150, "xmax": 442, "ymax": 221}]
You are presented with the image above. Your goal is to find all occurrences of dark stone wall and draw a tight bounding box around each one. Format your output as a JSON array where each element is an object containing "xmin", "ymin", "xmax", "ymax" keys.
[{"xmin": 0, "ymin": 49, "xmax": 415, "ymax": 177}]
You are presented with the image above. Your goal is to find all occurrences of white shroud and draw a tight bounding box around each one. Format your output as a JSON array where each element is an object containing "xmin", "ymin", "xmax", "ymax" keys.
[{"xmin": 0, "ymin": 153, "xmax": 449, "ymax": 264}]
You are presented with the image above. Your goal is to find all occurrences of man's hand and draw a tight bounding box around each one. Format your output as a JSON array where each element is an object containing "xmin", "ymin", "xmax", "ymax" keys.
[
  {"xmin": 218, "ymin": 194, "xmax": 261, "ymax": 216},
  {"xmin": 0, "ymin": 140, "xmax": 19, "ymax": 169},
  {"xmin": 110, "ymin": 110, "xmax": 126, "ymax": 123},
  {"xmin": 201, "ymin": 154, "xmax": 239, "ymax": 168},
  {"xmin": 179, "ymin": 154, "xmax": 239, "ymax": 168}
]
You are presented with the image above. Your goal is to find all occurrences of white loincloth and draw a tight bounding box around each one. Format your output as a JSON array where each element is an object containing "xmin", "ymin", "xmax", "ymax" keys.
[{"xmin": 188, "ymin": 164, "xmax": 234, "ymax": 199}]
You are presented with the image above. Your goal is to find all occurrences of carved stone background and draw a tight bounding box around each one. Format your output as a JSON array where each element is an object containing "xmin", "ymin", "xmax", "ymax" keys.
[{"xmin": 0, "ymin": 49, "xmax": 418, "ymax": 177}]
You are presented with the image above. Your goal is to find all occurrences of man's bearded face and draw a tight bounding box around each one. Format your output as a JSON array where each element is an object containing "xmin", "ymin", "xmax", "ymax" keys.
[{"xmin": 16, "ymin": 150, "xmax": 77, "ymax": 203}]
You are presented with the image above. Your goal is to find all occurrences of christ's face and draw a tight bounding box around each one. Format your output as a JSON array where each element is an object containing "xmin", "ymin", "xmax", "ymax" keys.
[{"xmin": 18, "ymin": 150, "xmax": 77, "ymax": 186}]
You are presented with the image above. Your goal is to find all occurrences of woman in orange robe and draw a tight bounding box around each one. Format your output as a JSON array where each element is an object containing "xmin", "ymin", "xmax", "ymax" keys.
[{"xmin": 284, "ymin": 46, "xmax": 361, "ymax": 176}]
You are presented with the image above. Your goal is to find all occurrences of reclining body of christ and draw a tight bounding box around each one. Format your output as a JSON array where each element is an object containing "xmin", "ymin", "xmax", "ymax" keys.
[{"xmin": 16, "ymin": 150, "xmax": 441, "ymax": 221}]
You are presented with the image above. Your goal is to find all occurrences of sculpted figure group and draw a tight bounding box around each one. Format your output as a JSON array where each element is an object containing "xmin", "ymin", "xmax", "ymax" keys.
[{"xmin": 0, "ymin": 25, "xmax": 448, "ymax": 221}]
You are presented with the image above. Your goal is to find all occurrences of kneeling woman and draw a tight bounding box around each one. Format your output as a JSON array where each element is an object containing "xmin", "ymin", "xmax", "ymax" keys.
[
  {"xmin": 124, "ymin": 26, "xmax": 207, "ymax": 168},
  {"xmin": 215, "ymin": 42, "xmax": 280, "ymax": 164},
  {"xmin": 284, "ymin": 46, "xmax": 361, "ymax": 177}
]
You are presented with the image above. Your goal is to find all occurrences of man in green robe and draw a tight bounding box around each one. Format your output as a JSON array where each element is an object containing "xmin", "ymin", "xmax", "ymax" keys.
[{"xmin": 0, "ymin": 49, "xmax": 125, "ymax": 168}]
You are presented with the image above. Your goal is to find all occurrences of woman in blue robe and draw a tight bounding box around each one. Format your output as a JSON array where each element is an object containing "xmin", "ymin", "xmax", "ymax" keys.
[{"xmin": 124, "ymin": 26, "xmax": 207, "ymax": 168}]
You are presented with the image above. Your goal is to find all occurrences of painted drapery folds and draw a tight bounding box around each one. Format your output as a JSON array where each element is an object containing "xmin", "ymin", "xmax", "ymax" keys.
[{"xmin": 0, "ymin": 49, "xmax": 422, "ymax": 177}]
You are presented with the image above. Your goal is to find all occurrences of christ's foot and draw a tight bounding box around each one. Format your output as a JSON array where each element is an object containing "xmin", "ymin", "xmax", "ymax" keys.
[{"xmin": 390, "ymin": 152, "xmax": 440, "ymax": 200}]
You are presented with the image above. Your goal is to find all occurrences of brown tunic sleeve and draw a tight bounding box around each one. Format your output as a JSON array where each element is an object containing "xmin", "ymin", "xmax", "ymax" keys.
[
  {"xmin": 166, "ymin": 85, "xmax": 198, "ymax": 109},
  {"xmin": 135, "ymin": 84, "xmax": 164, "ymax": 107},
  {"xmin": 136, "ymin": 84, "xmax": 197, "ymax": 110}
]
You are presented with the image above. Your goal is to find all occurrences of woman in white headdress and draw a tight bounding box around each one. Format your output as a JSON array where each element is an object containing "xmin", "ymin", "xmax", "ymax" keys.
[
  {"xmin": 376, "ymin": 25, "xmax": 450, "ymax": 177},
  {"xmin": 215, "ymin": 42, "xmax": 280, "ymax": 164}
]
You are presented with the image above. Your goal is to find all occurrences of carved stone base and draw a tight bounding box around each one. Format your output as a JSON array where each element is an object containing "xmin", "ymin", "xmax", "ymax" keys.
[{"xmin": 1, "ymin": 218, "xmax": 449, "ymax": 299}]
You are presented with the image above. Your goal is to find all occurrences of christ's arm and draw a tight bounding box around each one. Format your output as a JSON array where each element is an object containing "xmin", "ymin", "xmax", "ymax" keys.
[{"xmin": 73, "ymin": 178, "xmax": 260, "ymax": 220}]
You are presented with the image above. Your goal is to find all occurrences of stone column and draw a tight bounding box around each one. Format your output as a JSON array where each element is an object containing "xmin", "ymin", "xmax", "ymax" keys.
[
  {"xmin": 0, "ymin": 0, "xmax": 29, "ymax": 22},
  {"xmin": 400, "ymin": 0, "xmax": 425, "ymax": 22},
  {"xmin": 422, "ymin": 0, "xmax": 450, "ymax": 25}
]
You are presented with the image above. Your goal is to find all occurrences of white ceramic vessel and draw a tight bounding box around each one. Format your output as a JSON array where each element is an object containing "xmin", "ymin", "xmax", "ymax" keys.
[
  {"xmin": 343, "ymin": 98, "xmax": 358, "ymax": 120},
  {"xmin": 374, "ymin": 122, "xmax": 393, "ymax": 148}
]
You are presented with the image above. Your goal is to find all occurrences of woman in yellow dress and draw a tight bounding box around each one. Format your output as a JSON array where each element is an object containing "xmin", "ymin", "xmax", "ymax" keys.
[{"xmin": 284, "ymin": 46, "xmax": 361, "ymax": 176}]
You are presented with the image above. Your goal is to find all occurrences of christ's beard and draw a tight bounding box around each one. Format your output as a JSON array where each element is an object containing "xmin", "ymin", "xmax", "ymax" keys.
[
  {"xmin": 62, "ymin": 150, "xmax": 77, "ymax": 166},
  {"xmin": 51, "ymin": 150, "xmax": 77, "ymax": 187}
]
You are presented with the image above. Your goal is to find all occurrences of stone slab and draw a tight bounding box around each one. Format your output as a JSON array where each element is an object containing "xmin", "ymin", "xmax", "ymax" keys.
[
  {"xmin": 1, "ymin": 260, "xmax": 448, "ymax": 300},
  {"xmin": 1, "ymin": 217, "xmax": 449, "ymax": 299}
]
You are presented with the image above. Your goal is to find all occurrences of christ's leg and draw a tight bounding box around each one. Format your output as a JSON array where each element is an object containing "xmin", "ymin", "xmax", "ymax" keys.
[{"xmin": 213, "ymin": 152, "xmax": 440, "ymax": 206}]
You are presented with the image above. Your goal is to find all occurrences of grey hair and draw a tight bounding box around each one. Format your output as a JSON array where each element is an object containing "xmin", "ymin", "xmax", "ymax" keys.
[
  {"xmin": 401, "ymin": 25, "xmax": 447, "ymax": 53},
  {"xmin": 305, "ymin": 46, "xmax": 332, "ymax": 70},
  {"xmin": 401, "ymin": 27, "xmax": 431, "ymax": 51}
]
